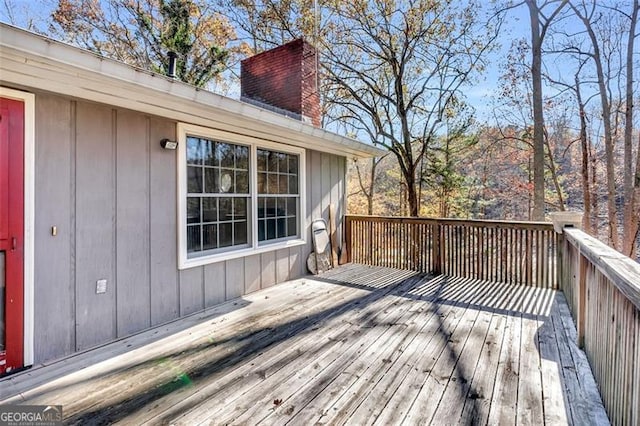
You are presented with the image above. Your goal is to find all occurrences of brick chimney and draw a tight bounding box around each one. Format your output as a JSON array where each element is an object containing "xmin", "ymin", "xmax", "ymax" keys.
[{"xmin": 240, "ymin": 39, "xmax": 321, "ymax": 127}]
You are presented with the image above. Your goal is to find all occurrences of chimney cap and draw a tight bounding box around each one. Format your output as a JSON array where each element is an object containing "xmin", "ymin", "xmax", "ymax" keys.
[{"xmin": 240, "ymin": 38, "xmax": 313, "ymax": 65}]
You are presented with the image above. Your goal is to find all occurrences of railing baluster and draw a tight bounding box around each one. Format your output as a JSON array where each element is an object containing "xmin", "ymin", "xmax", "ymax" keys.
[
  {"xmin": 483, "ymin": 226, "xmax": 488, "ymax": 282},
  {"xmin": 343, "ymin": 215, "xmax": 558, "ymax": 289},
  {"xmin": 466, "ymin": 225, "xmax": 471, "ymax": 278}
]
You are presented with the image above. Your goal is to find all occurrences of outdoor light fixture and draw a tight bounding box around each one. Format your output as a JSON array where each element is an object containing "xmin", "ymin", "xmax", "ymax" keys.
[{"xmin": 160, "ymin": 138, "xmax": 178, "ymax": 150}]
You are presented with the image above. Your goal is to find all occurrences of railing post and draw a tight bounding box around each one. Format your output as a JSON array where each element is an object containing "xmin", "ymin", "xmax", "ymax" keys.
[
  {"xmin": 550, "ymin": 211, "xmax": 583, "ymax": 292},
  {"xmin": 345, "ymin": 215, "xmax": 352, "ymax": 263},
  {"xmin": 576, "ymin": 252, "xmax": 588, "ymax": 348},
  {"xmin": 433, "ymin": 220, "xmax": 442, "ymax": 275},
  {"xmin": 557, "ymin": 233, "xmax": 564, "ymax": 291}
]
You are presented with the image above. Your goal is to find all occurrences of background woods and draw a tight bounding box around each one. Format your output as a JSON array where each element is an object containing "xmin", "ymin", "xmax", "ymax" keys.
[{"xmin": 1, "ymin": 0, "xmax": 638, "ymax": 258}]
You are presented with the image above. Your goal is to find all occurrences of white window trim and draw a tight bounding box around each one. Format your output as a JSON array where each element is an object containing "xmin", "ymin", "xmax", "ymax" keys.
[
  {"xmin": 0, "ymin": 87, "xmax": 35, "ymax": 366},
  {"xmin": 177, "ymin": 123, "xmax": 307, "ymax": 269}
]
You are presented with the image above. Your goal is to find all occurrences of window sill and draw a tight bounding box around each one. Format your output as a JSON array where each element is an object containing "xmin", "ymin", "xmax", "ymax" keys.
[{"xmin": 178, "ymin": 238, "xmax": 307, "ymax": 270}]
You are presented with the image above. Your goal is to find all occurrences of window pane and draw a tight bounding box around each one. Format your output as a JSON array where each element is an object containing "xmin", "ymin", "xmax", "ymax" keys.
[
  {"xmin": 188, "ymin": 166, "xmax": 203, "ymax": 193},
  {"xmin": 286, "ymin": 198, "xmax": 297, "ymax": 216},
  {"xmin": 278, "ymin": 153, "xmax": 288, "ymax": 173},
  {"xmin": 233, "ymin": 198, "xmax": 247, "ymax": 220},
  {"xmin": 267, "ymin": 174, "xmax": 278, "ymax": 194},
  {"xmin": 266, "ymin": 218, "xmax": 276, "ymax": 240},
  {"xmin": 219, "ymin": 198, "xmax": 233, "ymax": 221},
  {"xmin": 268, "ymin": 152, "xmax": 278, "ymax": 172},
  {"xmin": 219, "ymin": 169, "xmax": 233, "ymax": 193},
  {"xmin": 258, "ymin": 172, "xmax": 267, "ymax": 193},
  {"xmin": 289, "ymin": 175, "xmax": 298, "ymax": 194},
  {"xmin": 202, "ymin": 198, "xmax": 217, "ymax": 222},
  {"xmin": 186, "ymin": 137, "xmax": 202, "ymax": 165},
  {"xmin": 205, "ymin": 168, "xmax": 219, "ymax": 193},
  {"xmin": 277, "ymin": 198, "xmax": 287, "ymax": 217},
  {"xmin": 187, "ymin": 197, "xmax": 200, "ymax": 224},
  {"xmin": 236, "ymin": 145, "xmax": 249, "ymax": 170},
  {"xmin": 257, "ymin": 149, "xmax": 268, "ymax": 172},
  {"xmin": 258, "ymin": 197, "xmax": 266, "ymax": 219},
  {"xmin": 266, "ymin": 197, "xmax": 276, "ymax": 217},
  {"xmin": 203, "ymin": 140, "xmax": 216, "ymax": 166},
  {"xmin": 287, "ymin": 217, "xmax": 297, "ymax": 237},
  {"xmin": 235, "ymin": 171, "xmax": 249, "ymax": 193},
  {"xmin": 258, "ymin": 219, "xmax": 265, "ymax": 241},
  {"xmin": 279, "ymin": 175, "xmax": 288, "ymax": 194},
  {"xmin": 203, "ymin": 224, "xmax": 217, "ymax": 250},
  {"xmin": 234, "ymin": 221, "xmax": 247, "ymax": 245},
  {"xmin": 288, "ymin": 155, "xmax": 298, "ymax": 174},
  {"xmin": 277, "ymin": 218, "xmax": 286, "ymax": 238},
  {"xmin": 220, "ymin": 143, "xmax": 234, "ymax": 168},
  {"xmin": 187, "ymin": 225, "xmax": 201, "ymax": 252},
  {"xmin": 219, "ymin": 223, "xmax": 233, "ymax": 247}
]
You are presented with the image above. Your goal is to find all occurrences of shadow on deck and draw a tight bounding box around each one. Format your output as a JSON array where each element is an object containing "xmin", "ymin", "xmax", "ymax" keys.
[{"xmin": 0, "ymin": 264, "xmax": 608, "ymax": 425}]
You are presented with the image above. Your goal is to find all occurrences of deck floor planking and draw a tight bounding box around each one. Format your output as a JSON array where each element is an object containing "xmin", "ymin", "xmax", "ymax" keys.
[{"xmin": 0, "ymin": 264, "xmax": 608, "ymax": 425}]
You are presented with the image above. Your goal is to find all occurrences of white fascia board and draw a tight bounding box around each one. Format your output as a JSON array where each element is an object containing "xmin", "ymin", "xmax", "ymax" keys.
[{"xmin": 0, "ymin": 24, "xmax": 386, "ymax": 159}]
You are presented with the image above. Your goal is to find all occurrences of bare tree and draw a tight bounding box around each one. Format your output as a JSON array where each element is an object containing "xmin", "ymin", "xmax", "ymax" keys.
[
  {"xmin": 570, "ymin": 0, "xmax": 622, "ymax": 248},
  {"xmin": 351, "ymin": 157, "xmax": 385, "ymax": 216},
  {"xmin": 543, "ymin": 53, "xmax": 598, "ymax": 232},
  {"xmin": 574, "ymin": 68, "xmax": 596, "ymax": 233},
  {"xmin": 0, "ymin": 0, "xmax": 47, "ymax": 30},
  {"xmin": 321, "ymin": 0, "xmax": 501, "ymax": 217},
  {"xmin": 524, "ymin": 0, "xmax": 568, "ymax": 220}
]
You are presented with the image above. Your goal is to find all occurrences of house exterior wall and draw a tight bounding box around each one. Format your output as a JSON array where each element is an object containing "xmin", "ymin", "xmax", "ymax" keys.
[{"xmin": 32, "ymin": 92, "xmax": 345, "ymax": 364}]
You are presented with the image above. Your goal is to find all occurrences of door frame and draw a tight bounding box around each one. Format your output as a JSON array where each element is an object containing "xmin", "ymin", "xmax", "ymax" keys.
[{"xmin": 0, "ymin": 87, "xmax": 35, "ymax": 367}]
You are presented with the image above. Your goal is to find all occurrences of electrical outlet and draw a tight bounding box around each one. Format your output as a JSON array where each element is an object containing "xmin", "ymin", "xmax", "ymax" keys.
[{"xmin": 96, "ymin": 279, "xmax": 107, "ymax": 294}]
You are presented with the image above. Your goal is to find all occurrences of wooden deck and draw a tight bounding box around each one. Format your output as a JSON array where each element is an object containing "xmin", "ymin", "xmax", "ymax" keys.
[{"xmin": 1, "ymin": 264, "xmax": 608, "ymax": 425}]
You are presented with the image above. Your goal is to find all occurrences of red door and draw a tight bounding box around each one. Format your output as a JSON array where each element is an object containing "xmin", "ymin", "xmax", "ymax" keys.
[{"xmin": 0, "ymin": 97, "xmax": 24, "ymax": 374}]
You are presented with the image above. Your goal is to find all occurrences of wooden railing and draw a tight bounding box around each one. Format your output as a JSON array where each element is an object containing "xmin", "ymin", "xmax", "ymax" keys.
[
  {"xmin": 560, "ymin": 229, "xmax": 640, "ymax": 425},
  {"xmin": 345, "ymin": 215, "xmax": 559, "ymax": 288}
]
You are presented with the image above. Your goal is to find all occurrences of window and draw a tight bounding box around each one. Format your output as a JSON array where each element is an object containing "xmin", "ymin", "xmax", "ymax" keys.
[
  {"xmin": 257, "ymin": 149, "xmax": 299, "ymax": 242},
  {"xmin": 178, "ymin": 124, "xmax": 306, "ymax": 268},
  {"xmin": 186, "ymin": 137, "xmax": 250, "ymax": 254}
]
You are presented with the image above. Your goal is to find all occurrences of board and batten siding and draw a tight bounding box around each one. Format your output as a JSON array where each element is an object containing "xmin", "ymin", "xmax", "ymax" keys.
[{"xmin": 33, "ymin": 93, "xmax": 346, "ymax": 364}]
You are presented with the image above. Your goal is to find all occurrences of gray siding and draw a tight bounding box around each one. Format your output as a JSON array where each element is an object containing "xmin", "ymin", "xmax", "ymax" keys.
[
  {"xmin": 33, "ymin": 93, "xmax": 346, "ymax": 364},
  {"xmin": 74, "ymin": 102, "xmax": 117, "ymax": 351},
  {"xmin": 34, "ymin": 96, "xmax": 74, "ymax": 359},
  {"xmin": 149, "ymin": 117, "xmax": 179, "ymax": 325},
  {"xmin": 115, "ymin": 111, "xmax": 150, "ymax": 337}
]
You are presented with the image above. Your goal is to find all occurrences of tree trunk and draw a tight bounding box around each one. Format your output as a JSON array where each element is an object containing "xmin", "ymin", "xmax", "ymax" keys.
[
  {"xmin": 578, "ymin": 111, "xmax": 591, "ymax": 232},
  {"xmin": 622, "ymin": 0, "xmax": 638, "ymax": 255},
  {"xmin": 544, "ymin": 135, "xmax": 565, "ymax": 211},
  {"xmin": 574, "ymin": 6, "xmax": 620, "ymax": 249},
  {"xmin": 590, "ymin": 144, "xmax": 598, "ymax": 233},
  {"xmin": 354, "ymin": 157, "xmax": 379, "ymax": 216},
  {"xmin": 527, "ymin": 0, "xmax": 546, "ymax": 221},
  {"xmin": 629, "ymin": 131, "xmax": 640, "ymax": 258},
  {"xmin": 405, "ymin": 169, "xmax": 419, "ymax": 217},
  {"xmin": 367, "ymin": 158, "xmax": 377, "ymax": 216},
  {"xmin": 575, "ymin": 74, "xmax": 592, "ymax": 233},
  {"xmin": 407, "ymin": 179, "xmax": 420, "ymax": 217}
]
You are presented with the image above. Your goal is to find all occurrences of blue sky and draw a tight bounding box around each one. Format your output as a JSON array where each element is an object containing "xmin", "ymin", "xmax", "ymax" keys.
[{"xmin": 0, "ymin": 0, "xmax": 627, "ymax": 126}]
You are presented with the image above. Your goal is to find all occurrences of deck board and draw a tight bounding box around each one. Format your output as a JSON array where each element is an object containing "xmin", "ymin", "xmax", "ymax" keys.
[
  {"xmin": 0, "ymin": 264, "xmax": 608, "ymax": 425},
  {"xmin": 459, "ymin": 311, "xmax": 506, "ymax": 424}
]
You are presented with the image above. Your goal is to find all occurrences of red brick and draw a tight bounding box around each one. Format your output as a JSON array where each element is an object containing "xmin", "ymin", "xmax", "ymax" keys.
[{"xmin": 241, "ymin": 39, "xmax": 321, "ymax": 127}]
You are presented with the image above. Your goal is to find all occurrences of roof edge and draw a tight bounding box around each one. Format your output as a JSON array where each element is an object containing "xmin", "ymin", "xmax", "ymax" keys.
[{"xmin": 0, "ymin": 23, "xmax": 386, "ymax": 159}]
